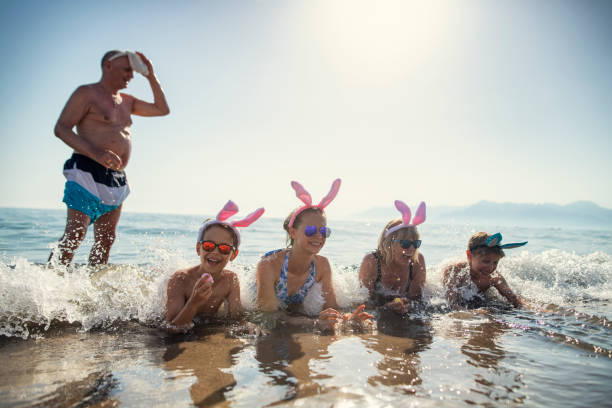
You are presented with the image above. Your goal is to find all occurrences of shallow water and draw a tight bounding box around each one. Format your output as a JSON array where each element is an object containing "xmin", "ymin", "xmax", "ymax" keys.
[{"xmin": 1, "ymin": 208, "xmax": 611, "ymax": 406}]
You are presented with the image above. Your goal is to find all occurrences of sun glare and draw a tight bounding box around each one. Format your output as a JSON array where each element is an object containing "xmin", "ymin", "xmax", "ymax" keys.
[{"xmin": 312, "ymin": 0, "xmax": 456, "ymax": 83}]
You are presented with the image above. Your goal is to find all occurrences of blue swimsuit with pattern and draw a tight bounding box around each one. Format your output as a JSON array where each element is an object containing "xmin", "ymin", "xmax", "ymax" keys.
[{"xmin": 264, "ymin": 249, "xmax": 318, "ymax": 305}]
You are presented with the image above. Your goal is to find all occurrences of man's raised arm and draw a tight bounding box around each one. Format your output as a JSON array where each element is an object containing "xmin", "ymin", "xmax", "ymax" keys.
[{"xmin": 132, "ymin": 52, "xmax": 170, "ymax": 117}]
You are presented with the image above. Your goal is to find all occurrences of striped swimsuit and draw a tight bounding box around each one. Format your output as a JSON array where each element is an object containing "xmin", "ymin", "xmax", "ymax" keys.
[{"xmin": 62, "ymin": 153, "xmax": 130, "ymax": 223}]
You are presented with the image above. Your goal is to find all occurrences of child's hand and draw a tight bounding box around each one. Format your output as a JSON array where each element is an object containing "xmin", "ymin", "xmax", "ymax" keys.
[
  {"xmin": 343, "ymin": 304, "xmax": 374, "ymax": 326},
  {"xmin": 190, "ymin": 275, "xmax": 214, "ymax": 306},
  {"xmin": 317, "ymin": 308, "xmax": 340, "ymax": 331},
  {"xmin": 385, "ymin": 297, "xmax": 410, "ymax": 314}
]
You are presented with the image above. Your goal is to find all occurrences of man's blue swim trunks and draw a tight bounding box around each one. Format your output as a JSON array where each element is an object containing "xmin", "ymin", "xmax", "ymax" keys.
[{"xmin": 62, "ymin": 153, "xmax": 130, "ymax": 224}]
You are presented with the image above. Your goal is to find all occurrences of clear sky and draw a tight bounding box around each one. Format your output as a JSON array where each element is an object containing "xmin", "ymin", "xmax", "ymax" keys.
[{"xmin": 1, "ymin": 0, "xmax": 610, "ymax": 219}]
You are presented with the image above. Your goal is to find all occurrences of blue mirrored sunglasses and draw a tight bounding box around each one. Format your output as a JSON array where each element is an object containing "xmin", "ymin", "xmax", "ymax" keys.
[
  {"xmin": 304, "ymin": 225, "xmax": 331, "ymax": 238},
  {"xmin": 393, "ymin": 239, "xmax": 422, "ymax": 249}
]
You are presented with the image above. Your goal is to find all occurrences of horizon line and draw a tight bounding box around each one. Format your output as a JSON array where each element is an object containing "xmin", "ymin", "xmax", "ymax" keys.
[{"xmin": 2, "ymin": 198, "xmax": 612, "ymax": 217}]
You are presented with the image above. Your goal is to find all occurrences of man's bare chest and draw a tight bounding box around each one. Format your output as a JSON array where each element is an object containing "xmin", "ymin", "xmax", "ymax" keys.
[{"xmin": 85, "ymin": 96, "xmax": 133, "ymax": 128}]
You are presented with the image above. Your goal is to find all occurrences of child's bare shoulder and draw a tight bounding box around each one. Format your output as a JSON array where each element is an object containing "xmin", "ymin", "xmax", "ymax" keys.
[
  {"xmin": 361, "ymin": 252, "xmax": 376, "ymax": 266},
  {"xmin": 166, "ymin": 267, "xmax": 198, "ymax": 299},
  {"xmin": 314, "ymin": 253, "xmax": 330, "ymax": 265},
  {"xmin": 258, "ymin": 249, "xmax": 285, "ymax": 267},
  {"xmin": 443, "ymin": 261, "xmax": 467, "ymax": 275},
  {"xmin": 168, "ymin": 266, "xmax": 197, "ymax": 285},
  {"xmin": 314, "ymin": 254, "xmax": 332, "ymax": 274},
  {"xmin": 169, "ymin": 268, "xmax": 187, "ymax": 281},
  {"xmin": 442, "ymin": 261, "xmax": 467, "ymax": 283},
  {"xmin": 360, "ymin": 253, "xmax": 377, "ymax": 274},
  {"xmin": 256, "ymin": 250, "xmax": 285, "ymax": 281},
  {"xmin": 312, "ymin": 255, "xmax": 333, "ymax": 284},
  {"xmin": 221, "ymin": 268, "xmax": 239, "ymax": 284}
]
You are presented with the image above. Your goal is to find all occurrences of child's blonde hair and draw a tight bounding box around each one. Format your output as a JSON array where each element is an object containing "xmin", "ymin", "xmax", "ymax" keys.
[
  {"xmin": 375, "ymin": 219, "xmax": 421, "ymax": 265},
  {"xmin": 468, "ymin": 232, "xmax": 505, "ymax": 258}
]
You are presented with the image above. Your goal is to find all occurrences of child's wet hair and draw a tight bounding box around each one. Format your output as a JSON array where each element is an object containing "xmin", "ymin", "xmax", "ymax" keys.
[
  {"xmin": 376, "ymin": 219, "xmax": 421, "ymax": 264},
  {"xmin": 198, "ymin": 220, "xmax": 239, "ymax": 248},
  {"xmin": 468, "ymin": 232, "xmax": 505, "ymax": 258},
  {"xmin": 283, "ymin": 207, "xmax": 325, "ymax": 248}
]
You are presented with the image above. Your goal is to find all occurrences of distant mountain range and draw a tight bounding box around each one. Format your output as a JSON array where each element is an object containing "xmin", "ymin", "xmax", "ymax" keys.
[{"xmin": 352, "ymin": 200, "xmax": 612, "ymax": 229}]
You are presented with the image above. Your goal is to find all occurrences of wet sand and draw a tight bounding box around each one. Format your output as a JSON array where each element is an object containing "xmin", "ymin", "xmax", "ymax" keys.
[{"xmin": 2, "ymin": 306, "xmax": 611, "ymax": 407}]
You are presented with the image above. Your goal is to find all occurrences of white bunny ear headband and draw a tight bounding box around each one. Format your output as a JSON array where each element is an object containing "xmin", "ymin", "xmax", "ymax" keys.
[
  {"xmin": 108, "ymin": 50, "xmax": 149, "ymax": 76},
  {"xmin": 197, "ymin": 200, "xmax": 265, "ymax": 247},
  {"xmin": 288, "ymin": 178, "xmax": 341, "ymax": 228},
  {"xmin": 384, "ymin": 200, "xmax": 426, "ymax": 237}
]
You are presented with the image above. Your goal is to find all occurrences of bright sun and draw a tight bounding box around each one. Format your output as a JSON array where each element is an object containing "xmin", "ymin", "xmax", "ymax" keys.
[{"xmin": 311, "ymin": 0, "xmax": 457, "ymax": 83}]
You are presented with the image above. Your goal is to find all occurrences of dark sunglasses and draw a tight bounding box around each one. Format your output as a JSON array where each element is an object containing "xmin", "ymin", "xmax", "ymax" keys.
[
  {"xmin": 304, "ymin": 225, "xmax": 332, "ymax": 238},
  {"xmin": 393, "ymin": 239, "xmax": 422, "ymax": 249},
  {"xmin": 199, "ymin": 240, "xmax": 235, "ymax": 255}
]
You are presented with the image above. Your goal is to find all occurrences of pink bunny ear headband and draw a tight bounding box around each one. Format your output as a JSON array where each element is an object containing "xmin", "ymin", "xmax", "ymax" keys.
[
  {"xmin": 384, "ymin": 200, "xmax": 426, "ymax": 237},
  {"xmin": 197, "ymin": 200, "xmax": 265, "ymax": 247},
  {"xmin": 288, "ymin": 178, "xmax": 341, "ymax": 228}
]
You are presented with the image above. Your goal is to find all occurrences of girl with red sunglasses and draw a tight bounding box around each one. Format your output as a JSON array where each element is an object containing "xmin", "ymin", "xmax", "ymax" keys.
[
  {"xmin": 165, "ymin": 201, "xmax": 264, "ymax": 333},
  {"xmin": 359, "ymin": 201, "xmax": 427, "ymax": 314},
  {"xmin": 256, "ymin": 179, "xmax": 372, "ymax": 331}
]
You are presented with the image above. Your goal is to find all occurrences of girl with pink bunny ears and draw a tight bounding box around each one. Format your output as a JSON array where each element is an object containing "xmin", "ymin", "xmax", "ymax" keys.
[
  {"xmin": 359, "ymin": 201, "xmax": 427, "ymax": 314},
  {"xmin": 165, "ymin": 200, "xmax": 264, "ymax": 333},
  {"xmin": 256, "ymin": 179, "xmax": 372, "ymax": 331}
]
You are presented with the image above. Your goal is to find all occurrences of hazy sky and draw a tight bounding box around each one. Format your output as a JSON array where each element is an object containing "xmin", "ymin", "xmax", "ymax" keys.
[{"xmin": 1, "ymin": 0, "xmax": 610, "ymax": 219}]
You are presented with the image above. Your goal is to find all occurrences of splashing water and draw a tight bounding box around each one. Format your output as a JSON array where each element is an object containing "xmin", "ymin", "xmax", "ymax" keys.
[{"xmin": 1, "ymin": 208, "xmax": 611, "ymax": 407}]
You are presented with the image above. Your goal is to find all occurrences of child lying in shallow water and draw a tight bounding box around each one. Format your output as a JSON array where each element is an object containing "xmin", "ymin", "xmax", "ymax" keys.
[
  {"xmin": 442, "ymin": 232, "xmax": 527, "ymax": 309},
  {"xmin": 256, "ymin": 179, "xmax": 372, "ymax": 330},
  {"xmin": 165, "ymin": 201, "xmax": 264, "ymax": 333},
  {"xmin": 359, "ymin": 201, "xmax": 427, "ymax": 314}
]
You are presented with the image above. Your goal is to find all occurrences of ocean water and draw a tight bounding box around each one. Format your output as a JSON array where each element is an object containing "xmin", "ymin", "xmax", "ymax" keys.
[{"xmin": 0, "ymin": 207, "xmax": 611, "ymax": 407}]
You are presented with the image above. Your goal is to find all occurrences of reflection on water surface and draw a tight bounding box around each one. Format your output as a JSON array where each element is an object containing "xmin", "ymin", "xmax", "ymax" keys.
[{"xmin": 1, "ymin": 306, "xmax": 611, "ymax": 407}]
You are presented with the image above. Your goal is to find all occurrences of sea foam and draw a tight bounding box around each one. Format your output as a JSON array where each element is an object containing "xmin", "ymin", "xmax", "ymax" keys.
[{"xmin": 1, "ymin": 249, "xmax": 610, "ymax": 339}]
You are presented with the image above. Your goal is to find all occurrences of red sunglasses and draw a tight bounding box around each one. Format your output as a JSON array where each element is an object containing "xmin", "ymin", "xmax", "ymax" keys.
[{"xmin": 199, "ymin": 240, "xmax": 235, "ymax": 255}]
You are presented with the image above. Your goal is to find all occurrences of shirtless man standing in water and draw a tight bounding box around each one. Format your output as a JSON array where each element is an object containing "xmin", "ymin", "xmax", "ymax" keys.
[{"xmin": 50, "ymin": 50, "xmax": 170, "ymax": 266}]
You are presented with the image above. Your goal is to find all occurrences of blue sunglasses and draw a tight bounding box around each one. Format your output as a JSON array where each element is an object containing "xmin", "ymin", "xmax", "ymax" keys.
[{"xmin": 304, "ymin": 225, "xmax": 331, "ymax": 238}]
